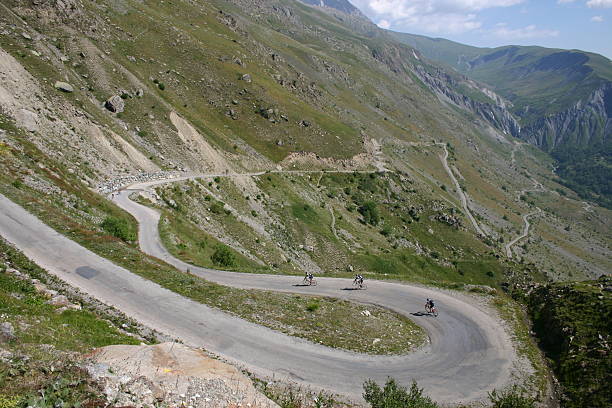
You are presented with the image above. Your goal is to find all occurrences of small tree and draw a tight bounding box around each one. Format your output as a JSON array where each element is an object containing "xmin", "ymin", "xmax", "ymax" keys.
[
  {"xmin": 211, "ymin": 245, "xmax": 236, "ymax": 267},
  {"xmin": 363, "ymin": 378, "xmax": 438, "ymax": 408}
]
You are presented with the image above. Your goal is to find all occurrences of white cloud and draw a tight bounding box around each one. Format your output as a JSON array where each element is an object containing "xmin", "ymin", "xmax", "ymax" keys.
[
  {"xmin": 559, "ymin": 0, "xmax": 612, "ymax": 7},
  {"xmin": 350, "ymin": 0, "xmax": 524, "ymax": 34},
  {"xmin": 591, "ymin": 15, "xmax": 604, "ymax": 21},
  {"xmin": 377, "ymin": 19, "xmax": 391, "ymax": 28},
  {"xmin": 492, "ymin": 24, "xmax": 560, "ymax": 40},
  {"xmin": 587, "ymin": 0, "xmax": 612, "ymax": 8}
]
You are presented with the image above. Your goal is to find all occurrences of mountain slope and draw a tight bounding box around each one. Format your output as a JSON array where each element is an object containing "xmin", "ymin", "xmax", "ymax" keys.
[
  {"xmin": 392, "ymin": 31, "xmax": 612, "ymax": 208},
  {"xmin": 0, "ymin": 0, "xmax": 609, "ymax": 294}
]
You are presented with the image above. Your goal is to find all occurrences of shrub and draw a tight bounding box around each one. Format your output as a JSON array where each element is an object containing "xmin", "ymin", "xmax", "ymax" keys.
[
  {"xmin": 11, "ymin": 180, "xmax": 23, "ymax": 189},
  {"xmin": 488, "ymin": 385, "xmax": 535, "ymax": 408},
  {"xmin": 158, "ymin": 82, "xmax": 165, "ymax": 90},
  {"xmin": 209, "ymin": 202, "xmax": 224, "ymax": 214},
  {"xmin": 100, "ymin": 217, "xmax": 136, "ymax": 242},
  {"xmin": 306, "ymin": 302, "xmax": 319, "ymax": 312},
  {"xmin": 359, "ymin": 201, "xmax": 380, "ymax": 225},
  {"xmin": 363, "ymin": 378, "xmax": 438, "ymax": 408},
  {"xmin": 211, "ymin": 245, "xmax": 235, "ymax": 267},
  {"xmin": 380, "ymin": 225, "xmax": 392, "ymax": 237}
]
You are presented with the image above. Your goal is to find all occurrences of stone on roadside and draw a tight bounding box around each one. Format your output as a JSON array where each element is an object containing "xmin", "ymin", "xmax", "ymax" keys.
[
  {"xmin": 46, "ymin": 294, "xmax": 71, "ymax": 307},
  {"xmin": 54, "ymin": 81, "xmax": 74, "ymax": 93}
]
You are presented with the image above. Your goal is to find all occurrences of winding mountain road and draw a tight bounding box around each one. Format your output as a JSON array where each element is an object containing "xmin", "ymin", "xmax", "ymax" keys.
[
  {"xmin": 437, "ymin": 144, "xmax": 487, "ymax": 237},
  {"xmin": 505, "ymin": 209, "xmax": 542, "ymax": 258},
  {"xmin": 0, "ymin": 175, "xmax": 519, "ymax": 404}
]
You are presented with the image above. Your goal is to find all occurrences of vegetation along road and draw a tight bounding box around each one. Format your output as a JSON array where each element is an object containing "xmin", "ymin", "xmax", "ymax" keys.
[{"xmin": 0, "ymin": 178, "xmax": 518, "ymax": 404}]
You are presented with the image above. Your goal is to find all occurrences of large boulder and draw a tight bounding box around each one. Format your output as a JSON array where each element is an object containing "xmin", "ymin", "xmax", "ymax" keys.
[
  {"xmin": 104, "ymin": 95, "xmax": 125, "ymax": 113},
  {"xmin": 54, "ymin": 81, "xmax": 74, "ymax": 93},
  {"xmin": 15, "ymin": 109, "xmax": 39, "ymax": 132}
]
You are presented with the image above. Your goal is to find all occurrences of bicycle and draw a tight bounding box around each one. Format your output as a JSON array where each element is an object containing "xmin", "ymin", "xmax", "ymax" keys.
[
  {"xmin": 303, "ymin": 276, "xmax": 317, "ymax": 286},
  {"xmin": 352, "ymin": 279, "xmax": 367, "ymax": 290},
  {"xmin": 425, "ymin": 304, "xmax": 438, "ymax": 317}
]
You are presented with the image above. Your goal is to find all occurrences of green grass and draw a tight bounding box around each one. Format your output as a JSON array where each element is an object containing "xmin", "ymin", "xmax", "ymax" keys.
[
  {"xmin": 0, "ymin": 239, "xmax": 139, "ymax": 405},
  {"xmin": 158, "ymin": 210, "xmax": 265, "ymax": 272}
]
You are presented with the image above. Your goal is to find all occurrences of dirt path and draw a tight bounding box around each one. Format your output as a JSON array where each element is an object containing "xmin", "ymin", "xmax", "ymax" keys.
[
  {"xmin": 436, "ymin": 144, "xmax": 487, "ymax": 237},
  {"xmin": 505, "ymin": 208, "xmax": 542, "ymax": 258},
  {"xmin": 408, "ymin": 142, "xmax": 487, "ymax": 236},
  {"xmin": 505, "ymin": 144, "xmax": 545, "ymax": 259}
]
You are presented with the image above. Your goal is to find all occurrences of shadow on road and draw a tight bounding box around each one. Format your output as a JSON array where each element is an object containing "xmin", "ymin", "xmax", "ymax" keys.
[{"xmin": 411, "ymin": 312, "xmax": 435, "ymax": 317}]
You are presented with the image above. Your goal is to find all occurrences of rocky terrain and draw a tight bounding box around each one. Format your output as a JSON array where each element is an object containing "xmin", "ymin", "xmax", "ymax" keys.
[{"xmin": 85, "ymin": 342, "xmax": 278, "ymax": 408}]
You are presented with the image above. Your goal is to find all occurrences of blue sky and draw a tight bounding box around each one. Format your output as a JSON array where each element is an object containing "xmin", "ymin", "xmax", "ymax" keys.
[{"xmin": 348, "ymin": 0, "xmax": 612, "ymax": 58}]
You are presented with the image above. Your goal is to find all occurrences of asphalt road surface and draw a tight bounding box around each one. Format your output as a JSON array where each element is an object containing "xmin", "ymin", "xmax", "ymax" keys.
[{"xmin": 0, "ymin": 187, "xmax": 517, "ymax": 404}]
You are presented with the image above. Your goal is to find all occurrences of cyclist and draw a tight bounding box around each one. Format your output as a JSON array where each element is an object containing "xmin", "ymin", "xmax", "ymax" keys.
[
  {"xmin": 304, "ymin": 272, "xmax": 314, "ymax": 285},
  {"xmin": 354, "ymin": 274, "xmax": 364, "ymax": 285},
  {"xmin": 425, "ymin": 298, "xmax": 435, "ymax": 313}
]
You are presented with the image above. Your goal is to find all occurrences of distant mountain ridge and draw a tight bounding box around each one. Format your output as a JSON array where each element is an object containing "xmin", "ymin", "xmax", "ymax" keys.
[{"xmin": 391, "ymin": 32, "xmax": 612, "ymax": 208}]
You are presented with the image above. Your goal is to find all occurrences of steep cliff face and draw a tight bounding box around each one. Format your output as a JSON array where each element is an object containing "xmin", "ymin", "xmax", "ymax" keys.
[
  {"xmin": 520, "ymin": 82, "xmax": 612, "ymax": 152},
  {"xmin": 411, "ymin": 64, "xmax": 521, "ymax": 138}
]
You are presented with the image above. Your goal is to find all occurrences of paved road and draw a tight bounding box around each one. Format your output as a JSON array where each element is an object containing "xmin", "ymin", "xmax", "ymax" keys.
[{"xmin": 0, "ymin": 187, "xmax": 517, "ymax": 404}]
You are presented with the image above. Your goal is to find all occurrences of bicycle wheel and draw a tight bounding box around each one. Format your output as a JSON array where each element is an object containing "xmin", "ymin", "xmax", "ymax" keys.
[
  {"xmin": 360, "ymin": 283, "xmax": 367, "ymax": 290},
  {"xmin": 432, "ymin": 308, "xmax": 439, "ymax": 317},
  {"xmin": 311, "ymin": 279, "xmax": 317, "ymax": 286}
]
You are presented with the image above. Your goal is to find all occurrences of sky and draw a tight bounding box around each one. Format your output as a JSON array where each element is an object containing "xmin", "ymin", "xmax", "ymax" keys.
[{"xmin": 348, "ymin": 0, "xmax": 612, "ymax": 59}]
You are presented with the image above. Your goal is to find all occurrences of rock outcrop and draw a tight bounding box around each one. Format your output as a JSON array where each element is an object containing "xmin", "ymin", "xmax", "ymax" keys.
[
  {"xmin": 104, "ymin": 95, "xmax": 125, "ymax": 113},
  {"xmin": 84, "ymin": 342, "xmax": 278, "ymax": 408},
  {"xmin": 518, "ymin": 82, "xmax": 612, "ymax": 152},
  {"xmin": 412, "ymin": 64, "xmax": 521, "ymax": 138}
]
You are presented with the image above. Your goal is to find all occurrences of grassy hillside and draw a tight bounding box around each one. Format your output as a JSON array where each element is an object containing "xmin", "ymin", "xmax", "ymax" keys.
[{"xmin": 0, "ymin": 239, "xmax": 142, "ymax": 407}]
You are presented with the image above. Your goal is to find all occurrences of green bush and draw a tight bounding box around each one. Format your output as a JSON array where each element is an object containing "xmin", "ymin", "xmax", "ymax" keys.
[
  {"xmin": 209, "ymin": 202, "xmax": 224, "ymax": 214},
  {"xmin": 488, "ymin": 386, "xmax": 535, "ymax": 408},
  {"xmin": 100, "ymin": 217, "xmax": 136, "ymax": 242},
  {"xmin": 363, "ymin": 378, "xmax": 438, "ymax": 408},
  {"xmin": 359, "ymin": 201, "xmax": 380, "ymax": 226},
  {"xmin": 211, "ymin": 245, "xmax": 236, "ymax": 267},
  {"xmin": 306, "ymin": 302, "xmax": 320, "ymax": 312}
]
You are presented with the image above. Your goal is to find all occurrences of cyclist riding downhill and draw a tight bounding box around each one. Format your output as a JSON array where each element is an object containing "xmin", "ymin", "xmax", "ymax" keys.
[
  {"xmin": 425, "ymin": 298, "xmax": 438, "ymax": 317},
  {"xmin": 303, "ymin": 272, "xmax": 316, "ymax": 286},
  {"xmin": 353, "ymin": 274, "xmax": 365, "ymax": 289}
]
